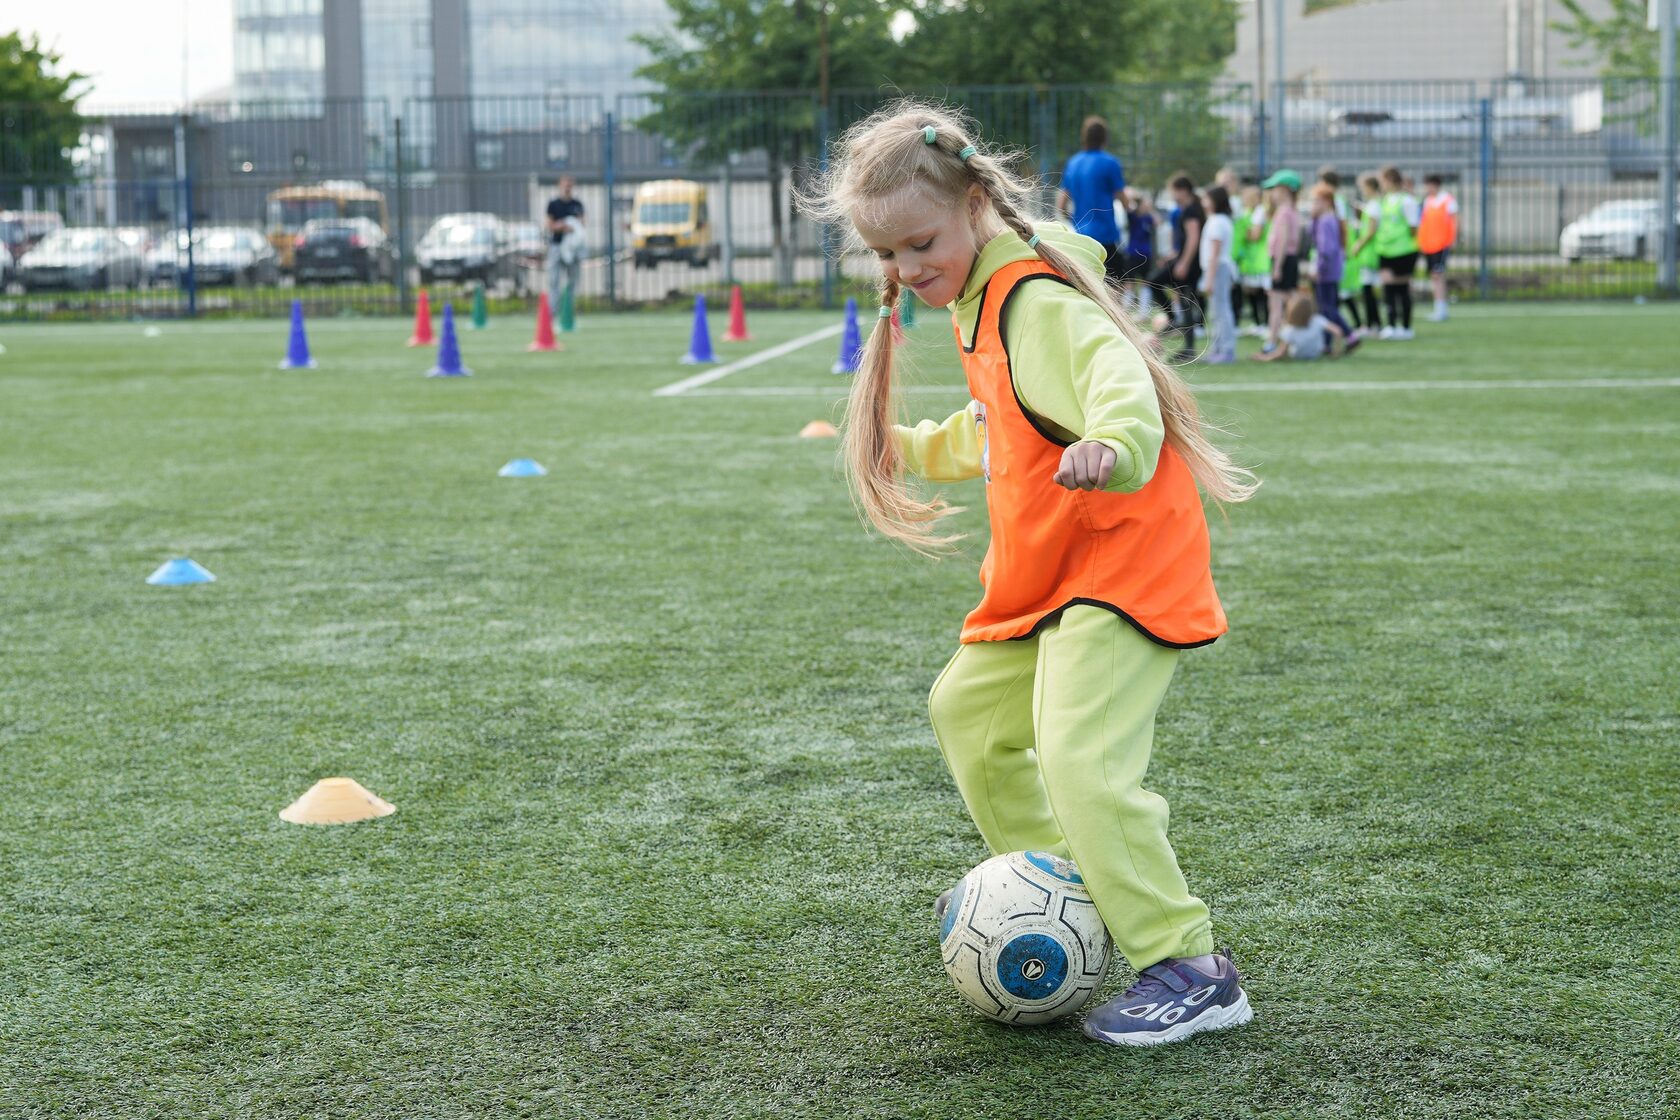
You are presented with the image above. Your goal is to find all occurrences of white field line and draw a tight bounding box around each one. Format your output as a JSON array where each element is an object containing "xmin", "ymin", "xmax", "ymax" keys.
[
  {"xmin": 651, "ymin": 323, "xmax": 843, "ymax": 397},
  {"xmin": 680, "ymin": 376, "xmax": 1680, "ymax": 398}
]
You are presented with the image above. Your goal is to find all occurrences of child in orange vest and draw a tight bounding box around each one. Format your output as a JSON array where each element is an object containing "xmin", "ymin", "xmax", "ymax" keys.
[
  {"xmin": 800, "ymin": 101, "xmax": 1259, "ymax": 1047},
  {"xmin": 1418, "ymin": 174, "xmax": 1459, "ymax": 322}
]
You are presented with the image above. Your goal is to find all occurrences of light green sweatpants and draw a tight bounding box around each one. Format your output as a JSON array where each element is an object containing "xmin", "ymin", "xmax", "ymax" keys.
[{"xmin": 928, "ymin": 605, "xmax": 1213, "ymax": 969}]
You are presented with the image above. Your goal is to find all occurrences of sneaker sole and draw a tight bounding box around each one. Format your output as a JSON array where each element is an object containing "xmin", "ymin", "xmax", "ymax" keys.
[{"xmin": 1082, "ymin": 989, "xmax": 1254, "ymax": 1048}]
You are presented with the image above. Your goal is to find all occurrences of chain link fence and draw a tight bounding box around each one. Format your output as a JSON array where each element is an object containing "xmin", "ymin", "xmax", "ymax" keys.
[{"xmin": 2, "ymin": 78, "xmax": 1675, "ymax": 321}]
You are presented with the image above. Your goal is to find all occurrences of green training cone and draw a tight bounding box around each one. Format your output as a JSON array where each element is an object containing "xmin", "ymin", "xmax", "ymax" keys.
[
  {"xmin": 470, "ymin": 284, "xmax": 488, "ymax": 330},
  {"xmin": 558, "ymin": 287, "xmax": 576, "ymax": 333}
]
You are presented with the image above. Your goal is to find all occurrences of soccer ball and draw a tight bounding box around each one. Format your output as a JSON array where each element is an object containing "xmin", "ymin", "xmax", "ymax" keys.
[{"xmin": 938, "ymin": 850, "xmax": 1113, "ymax": 1025}]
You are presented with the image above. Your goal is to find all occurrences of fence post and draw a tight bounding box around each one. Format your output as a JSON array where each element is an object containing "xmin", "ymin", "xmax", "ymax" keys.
[
  {"xmin": 819, "ymin": 98, "xmax": 834, "ymax": 311},
  {"xmin": 722, "ymin": 153, "xmax": 735, "ymax": 287},
  {"xmin": 1256, "ymin": 89, "xmax": 1269, "ymax": 178},
  {"xmin": 394, "ymin": 116, "xmax": 411, "ymax": 316},
  {"xmin": 175, "ymin": 113, "xmax": 197, "ymax": 319},
  {"xmin": 1658, "ymin": 0, "xmax": 1676, "ymax": 294},
  {"xmin": 1478, "ymin": 97, "xmax": 1492, "ymax": 302},
  {"xmin": 603, "ymin": 110, "xmax": 617, "ymax": 310}
]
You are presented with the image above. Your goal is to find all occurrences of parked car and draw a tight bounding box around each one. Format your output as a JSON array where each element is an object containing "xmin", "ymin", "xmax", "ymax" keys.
[
  {"xmin": 293, "ymin": 217, "xmax": 394, "ymax": 283},
  {"xmin": 0, "ymin": 210, "xmax": 64, "ymax": 263},
  {"xmin": 415, "ymin": 213, "xmax": 519, "ymax": 287},
  {"xmin": 1560, "ymin": 199, "xmax": 1680, "ymax": 262},
  {"xmin": 188, "ymin": 227, "xmax": 280, "ymax": 287},
  {"xmin": 17, "ymin": 228, "xmax": 144, "ymax": 292},
  {"xmin": 145, "ymin": 230, "xmax": 189, "ymax": 287},
  {"xmin": 631, "ymin": 180, "xmax": 719, "ymax": 268}
]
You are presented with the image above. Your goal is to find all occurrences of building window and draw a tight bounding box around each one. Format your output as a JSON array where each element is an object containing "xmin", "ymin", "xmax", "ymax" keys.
[{"xmin": 475, "ymin": 138, "xmax": 504, "ymax": 170}]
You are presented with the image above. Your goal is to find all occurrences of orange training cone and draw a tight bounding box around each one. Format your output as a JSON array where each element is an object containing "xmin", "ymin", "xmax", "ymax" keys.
[
  {"xmin": 528, "ymin": 292, "xmax": 561, "ymax": 352},
  {"xmin": 799, "ymin": 420, "xmax": 838, "ymax": 438},
  {"xmin": 407, "ymin": 290, "xmax": 435, "ymax": 346},
  {"xmin": 723, "ymin": 284, "xmax": 752, "ymax": 342},
  {"xmin": 279, "ymin": 777, "xmax": 396, "ymax": 825}
]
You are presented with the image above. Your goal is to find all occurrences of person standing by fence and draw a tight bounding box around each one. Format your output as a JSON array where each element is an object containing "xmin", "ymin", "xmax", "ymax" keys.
[
  {"xmin": 1374, "ymin": 165, "xmax": 1421, "ymax": 340},
  {"xmin": 1153, "ymin": 173, "xmax": 1204, "ymax": 360},
  {"xmin": 1418, "ymin": 174, "xmax": 1459, "ymax": 322},
  {"xmin": 545, "ymin": 176, "xmax": 586, "ymax": 323},
  {"xmin": 1057, "ymin": 116, "xmax": 1128, "ymax": 290},
  {"xmin": 1260, "ymin": 170, "xmax": 1302, "ymax": 355},
  {"xmin": 1199, "ymin": 185, "xmax": 1237, "ymax": 364}
]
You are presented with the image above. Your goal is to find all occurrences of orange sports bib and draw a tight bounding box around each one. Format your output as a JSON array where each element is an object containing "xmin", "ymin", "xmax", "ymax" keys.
[
  {"xmin": 955, "ymin": 259, "xmax": 1226, "ymax": 648},
  {"xmin": 1418, "ymin": 193, "xmax": 1458, "ymax": 255}
]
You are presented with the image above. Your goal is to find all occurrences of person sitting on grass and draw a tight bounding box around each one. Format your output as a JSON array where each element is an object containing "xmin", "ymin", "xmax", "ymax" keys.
[{"xmin": 1253, "ymin": 290, "xmax": 1347, "ymax": 362}]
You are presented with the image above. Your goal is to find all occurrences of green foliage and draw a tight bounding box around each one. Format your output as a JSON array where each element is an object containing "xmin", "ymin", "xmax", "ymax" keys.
[
  {"xmin": 896, "ymin": 0, "xmax": 1238, "ymax": 85},
  {"xmin": 1552, "ymin": 0, "xmax": 1675, "ymax": 77},
  {"xmin": 632, "ymin": 0, "xmax": 896, "ymax": 164},
  {"xmin": 0, "ymin": 31, "xmax": 89, "ymax": 191}
]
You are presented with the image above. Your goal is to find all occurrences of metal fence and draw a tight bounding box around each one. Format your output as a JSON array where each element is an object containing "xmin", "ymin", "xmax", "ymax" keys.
[{"xmin": 1, "ymin": 78, "xmax": 1676, "ymax": 322}]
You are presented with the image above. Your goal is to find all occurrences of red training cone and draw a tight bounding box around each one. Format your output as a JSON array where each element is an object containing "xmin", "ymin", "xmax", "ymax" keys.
[
  {"xmin": 528, "ymin": 292, "xmax": 561, "ymax": 352},
  {"xmin": 407, "ymin": 290, "xmax": 435, "ymax": 346},
  {"xmin": 723, "ymin": 284, "xmax": 752, "ymax": 342}
]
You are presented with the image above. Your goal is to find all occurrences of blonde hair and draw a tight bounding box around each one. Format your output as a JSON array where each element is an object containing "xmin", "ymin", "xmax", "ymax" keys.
[
  {"xmin": 1285, "ymin": 290, "xmax": 1318, "ymax": 328},
  {"xmin": 799, "ymin": 99, "xmax": 1258, "ymax": 554}
]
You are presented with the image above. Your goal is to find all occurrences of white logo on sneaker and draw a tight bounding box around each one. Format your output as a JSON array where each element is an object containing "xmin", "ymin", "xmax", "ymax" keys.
[{"xmin": 1184, "ymin": 984, "xmax": 1219, "ymax": 1007}]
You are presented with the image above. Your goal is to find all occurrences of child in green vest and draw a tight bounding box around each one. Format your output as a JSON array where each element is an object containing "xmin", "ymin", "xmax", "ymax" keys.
[
  {"xmin": 1373, "ymin": 165, "xmax": 1421, "ymax": 340},
  {"xmin": 1234, "ymin": 185, "xmax": 1271, "ymax": 338}
]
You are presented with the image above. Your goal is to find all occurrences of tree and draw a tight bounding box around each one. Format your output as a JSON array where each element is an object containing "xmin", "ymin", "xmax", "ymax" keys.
[
  {"xmin": 634, "ymin": 1, "xmax": 899, "ymax": 281},
  {"xmin": 1553, "ymin": 0, "xmax": 1676, "ymax": 77},
  {"xmin": 0, "ymin": 31, "xmax": 89, "ymax": 194},
  {"xmin": 880, "ymin": 0, "xmax": 1239, "ymax": 184},
  {"xmin": 894, "ymin": 0, "xmax": 1238, "ymax": 87}
]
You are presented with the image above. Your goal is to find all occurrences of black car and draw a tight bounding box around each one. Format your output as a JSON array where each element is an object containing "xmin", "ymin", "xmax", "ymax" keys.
[{"xmin": 293, "ymin": 218, "xmax": 394, "ymax": 284}]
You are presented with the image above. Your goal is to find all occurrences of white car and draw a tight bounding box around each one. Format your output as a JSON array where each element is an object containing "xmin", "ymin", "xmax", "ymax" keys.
[{"xmin": 1559, "ymin": 200, "xmax": 1680, "ymax": 263}]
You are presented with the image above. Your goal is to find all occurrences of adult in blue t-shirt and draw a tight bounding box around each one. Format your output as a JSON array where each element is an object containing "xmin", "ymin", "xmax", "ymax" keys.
[{"xmin": 1056, "ymin": 115, "xmax": 1127, "ymax": 282}]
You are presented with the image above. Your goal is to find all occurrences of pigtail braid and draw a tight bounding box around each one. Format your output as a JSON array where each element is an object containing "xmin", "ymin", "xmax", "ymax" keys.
[{"xmin": 841, "ymin": 273, "xmax": 965, "ymax": 555}]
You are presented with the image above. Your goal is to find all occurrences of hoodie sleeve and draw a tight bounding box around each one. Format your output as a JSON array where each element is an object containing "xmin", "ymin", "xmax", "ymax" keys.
[
  {"xmin": 894, "ymin": 400, "xmax": 985, "ymax": 482},
  {"xmin": 1005, "ymin": 284, "xmax": 1165, "ymax": 493}
]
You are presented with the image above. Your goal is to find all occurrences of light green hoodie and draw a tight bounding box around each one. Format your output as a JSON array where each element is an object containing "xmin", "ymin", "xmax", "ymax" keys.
[{"xmin": 895, "ymin": 222, "xmax": 1164, "ymax": 493}]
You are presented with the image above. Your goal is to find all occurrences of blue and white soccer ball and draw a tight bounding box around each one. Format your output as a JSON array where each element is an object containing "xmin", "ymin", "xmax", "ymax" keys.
[{"xmin": 938, "ymin": 850, "xmax": 1113, "ymax": 1025}]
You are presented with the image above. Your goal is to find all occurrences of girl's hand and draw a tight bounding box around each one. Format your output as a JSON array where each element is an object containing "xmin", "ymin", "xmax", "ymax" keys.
[{"xmin": 1053, "ymin": 441, "xmax": 1117, "ymax": 491}]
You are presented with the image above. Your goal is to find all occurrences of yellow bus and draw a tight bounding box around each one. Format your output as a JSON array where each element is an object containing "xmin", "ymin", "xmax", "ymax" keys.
[{"xmin": 266, "ymin": 181, "xmax": 389, "ymax": 270}]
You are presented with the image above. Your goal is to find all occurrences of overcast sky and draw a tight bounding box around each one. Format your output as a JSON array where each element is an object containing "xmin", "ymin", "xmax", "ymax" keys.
[{"xmin": 6, "ymin": 0, "xmax": 235, "ymax": 108}]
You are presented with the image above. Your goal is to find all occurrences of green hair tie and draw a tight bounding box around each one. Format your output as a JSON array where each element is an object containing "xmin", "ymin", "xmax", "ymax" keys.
[
  {"xmin": 878, "ymin": 304, "xmax": 893, "ymax": 318},
  {"xmin": 1027, "ymin": 234, "xmax": 1041, "ymax": 249},
  {"xmin": 923, "ymin": 126, "xmax": 937, "ymax": 144},
  {"xmin": 958, "ymin": 145, "xmax": 977, "ymax": 161}
]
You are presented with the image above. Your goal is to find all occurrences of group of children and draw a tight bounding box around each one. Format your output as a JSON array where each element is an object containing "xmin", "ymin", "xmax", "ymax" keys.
[{"xmin": 1117, "ymin": 163, "xmax": 1459, "ymax": 363}]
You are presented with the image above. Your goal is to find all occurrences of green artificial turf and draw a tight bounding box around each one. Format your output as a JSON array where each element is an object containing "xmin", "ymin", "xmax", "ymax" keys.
[{"xmin": 1, "ymin": 304, "xmax": 1676, "ymax": 1118}]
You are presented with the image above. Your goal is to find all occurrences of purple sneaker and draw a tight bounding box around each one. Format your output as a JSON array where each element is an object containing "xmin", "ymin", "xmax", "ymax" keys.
[{"xmin": 1082, "ymin": 949, "xmax": 1252, "ymax": 1047}]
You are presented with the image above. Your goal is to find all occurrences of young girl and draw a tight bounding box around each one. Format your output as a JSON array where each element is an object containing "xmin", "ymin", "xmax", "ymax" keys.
[
  {"xmin": 1198, "ymin": 185, "xmax": 1237, "ymax": 364},
  {"xmin": 1261, "ymin": 170, "xmax": 1302, "ymax": 354},
  {"xmin": 1308, "ymin": 183, "xmax": 1357, "ymax": 349},
  {"xmin": 1235, "ymin": 185, "xmax": 1272, "ymax": 337},
  {"xmin": 1253, "ymin": 290, "xmax": 1347, "ymax": 362},
  {"xmin": 801, "ymin": 102, "xmax": 1258, "ymax": 1048},
  {"xmin": 1350, "ymin": 174, "xmax": 1385, "ymax": 337}
]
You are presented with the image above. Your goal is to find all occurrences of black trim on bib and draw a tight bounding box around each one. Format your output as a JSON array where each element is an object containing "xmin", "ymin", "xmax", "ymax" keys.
[
  {"xmin": 959, "ymin": 282, "xmax": 989, "ymax": 354},
  {"xmin": 1001, "ymin": 597, "xmax": 1221, "ymax": 651},
  {"xmin": 995, "ymin": 272, "xmax": 1079, "ymax": 449}
]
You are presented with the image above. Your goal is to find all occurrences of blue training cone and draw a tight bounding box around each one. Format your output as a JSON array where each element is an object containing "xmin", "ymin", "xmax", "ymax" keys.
[
  {"xmin": 498, "ymin": 458, "xmax": 547, "ymax": 478},
  {"xmin": 279, "ymin": 299, "xmax": 316, "ymax": 369},
  {"xmin": 147, "ymin": 557, "xmax": 215, "ymax": 586},
  {"xmin": 427, "ymin": 303, "xmax": 472, "ymax": 377},
  {"xmin": 679, "ymin": 294, "xmax": 717, "ymax": 364},
  {"xmin": 831, "ymin": 297, "xmax": 862, "ymax": 375}
]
